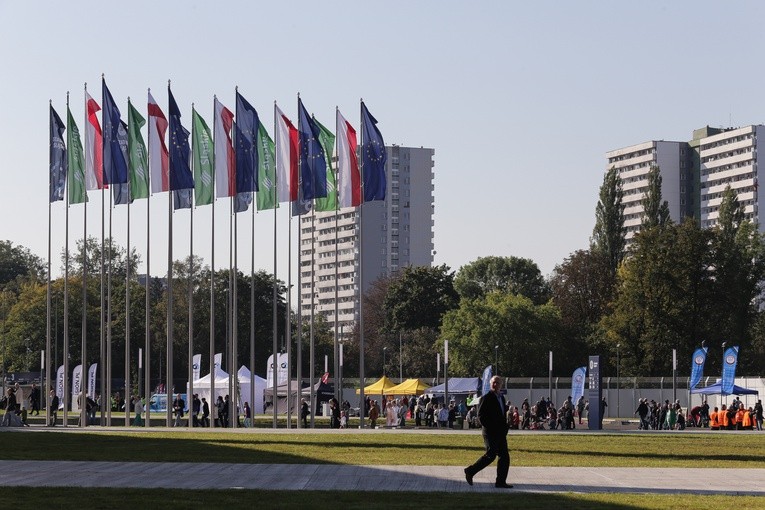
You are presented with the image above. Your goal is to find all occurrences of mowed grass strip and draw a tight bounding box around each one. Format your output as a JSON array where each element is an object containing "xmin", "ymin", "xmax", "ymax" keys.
[
  {"xmin": 2, "ymin": 430, "xmax": 764, "ymax": 467},
  {"xmin": 0, "ymin": 487, "xmax": 762, "ymax": 510}
]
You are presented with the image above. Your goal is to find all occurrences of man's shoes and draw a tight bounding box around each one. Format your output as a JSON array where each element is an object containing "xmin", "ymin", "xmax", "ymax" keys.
[
  {"xmin": 464, "ymin": 468, "xmax": 473, "ymax": 486},
  {"xmin": 495, "ymin": 482, "xmax": 513, "ymax": 489}
]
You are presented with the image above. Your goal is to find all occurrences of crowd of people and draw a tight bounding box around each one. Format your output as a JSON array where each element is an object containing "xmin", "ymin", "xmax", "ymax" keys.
[{"xmin": 634, "ymin": 397, "xmax": 763, "ymax": 431}]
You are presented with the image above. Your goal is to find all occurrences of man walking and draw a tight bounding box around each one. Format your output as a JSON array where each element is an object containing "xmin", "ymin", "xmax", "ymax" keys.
[{"xmin": 464, "ymin": 376, "xmax": 512, "ymax": 489}]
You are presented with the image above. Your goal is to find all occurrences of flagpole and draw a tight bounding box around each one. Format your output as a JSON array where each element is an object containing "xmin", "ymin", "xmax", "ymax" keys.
[
  {"xmin": 80, "ymin": 87, "xmax": 90, "ymax": 428},
  {"xmin": 107, "ymin": 187, "xmax": 113, "ymax": 426},
  {"xmin": 275, "ymin": 101, "xmax": 285, "ymax": 429},
  {"xmin": 286, "ymin": 206, "xmax": 292, "ymax": 429},
  {"xmin": 333, "ymin": 107, "xmax": 340, "ymax": 405},
  {"xmin": 272, "ymin": 108, "xmax": 281, "ymax": 427},
  {"xmin": 210, "ymin": 95, "xmax": 217, "ymax": 429},
  {"xmin": 188, "ymin": 189, "xmax": 194, "ymax": 430},
  {"xmin": 144, "ymin": 88, "xmax": 152, "ymax": 429},
  {"xmin": 250, "ymin": 184, "xmax": 255, "ymax": 428},
  {"xmin": 309, "ymin": 206, "xmax": 315, "ymax": 428},
  {"xmin": 125, "ymin": 157, "xmax": 131, "ymax": 427},
  {"xmin": 357, "ymin": 99, "xmax": 366, "ymax": 428},
  {"xmin": 100, "ymin": 183, "xmax": 105, "ymax": 425},
  {"xmin": 227, "ymin": 196, "xmax": 233, "ymax": 427},
  {"xmin": 63, "ymin": 94, "xmax": 71, "ymax": 428},
  {"xmin": 81, "ymin": 179, "xmax": 88, "ymax": 428},
  {"xmin": 232, "ymin": 198, "xmax": 239, "ymax": 429},
  {"xmin": 46, "ymin": 100, "xmax": 53, "ymax": 428},
  {"xmin": 166, "ymin": 188, "xmax": 173, "ymax": 427}
]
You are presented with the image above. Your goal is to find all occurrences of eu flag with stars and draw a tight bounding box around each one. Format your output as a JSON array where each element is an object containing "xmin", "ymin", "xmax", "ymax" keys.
[
  {"xmin": 235, "ymin": 91, "xmax": 259, "ymax": 193},
  {"xmin": 297, "ymin": 98, "xmax": 327, "ymax": 200},
  {"xmin": 102, "ymin": 78, "xmax": 128, "ymax": 185},
  {"xmin": 168, "ymin": 86, "xmax": 194, "ymax": 191},
  {"xmin": 361, "ymin": 101, "xmax": 386, "ymax": 202}
]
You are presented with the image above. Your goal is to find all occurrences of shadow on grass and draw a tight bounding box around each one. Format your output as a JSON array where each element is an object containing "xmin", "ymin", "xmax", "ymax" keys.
[{"xmin": 513, "ymin": 446, "xmax": 765, "ymax": 464}]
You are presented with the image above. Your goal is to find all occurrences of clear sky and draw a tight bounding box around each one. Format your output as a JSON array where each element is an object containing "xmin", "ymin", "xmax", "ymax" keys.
[{"xmin": 2, "ymin": 1, "xmax": 765, "ymax": 283}]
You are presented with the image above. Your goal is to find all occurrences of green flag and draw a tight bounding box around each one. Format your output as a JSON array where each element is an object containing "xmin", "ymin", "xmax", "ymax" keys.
[
  {"xmin": 192, "ymin": 108, "xmax": 214, "ymax": 206},
  {"xmin": 255, "ymin": 121, "xmax": 277, "ymax": 211},
  {"xmin": 313, "ymin": 116, "xmax": 336, "ymax": 212},
  {"xmin": 127, "ymin": 100, "xmax": 149, "ymax": 200},
  {"xmin": 66, "ymin": 106, "xmax": 87, "ymax": 204}
]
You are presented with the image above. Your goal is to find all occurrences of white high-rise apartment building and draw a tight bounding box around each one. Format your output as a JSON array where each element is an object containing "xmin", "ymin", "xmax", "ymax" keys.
[
  {"xmin": 299, "ymin": 145, "xmax": 435, "ymax": 335},
  {"xmin": 605, "ymin": 141, "xmax": 689, "ymax": 243},
  {"xmin": 698, "ymin": 125, "xmax": 763, "ymax": 229}
]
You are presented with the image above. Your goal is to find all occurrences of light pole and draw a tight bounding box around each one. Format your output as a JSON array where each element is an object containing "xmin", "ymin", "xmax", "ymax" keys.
[
  {"xmin": 383, "ymin": 347, "xmax": 387, "ymax": 377},
  {"xmin": 494, "ymin": 345, "xmax": 498, "ymax": 374},
  {"xmin": 616, "ymin": 343, "xmax": 620, "ymax": 420},
  {"xmin": 399, "ymin": 331, "xmax": 403, "ymax": 381}
]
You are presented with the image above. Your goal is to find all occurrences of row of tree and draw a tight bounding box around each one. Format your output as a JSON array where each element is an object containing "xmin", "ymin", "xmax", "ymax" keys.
[{"xmin": 2, "ymin": 165, "xmax": 764, "ymax": 387}]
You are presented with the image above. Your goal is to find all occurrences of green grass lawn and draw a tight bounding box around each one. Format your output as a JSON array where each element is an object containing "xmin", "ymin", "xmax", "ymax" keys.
[
  {"xmin": 1, "ymin": 429, "xmax": 764, "ymax": 468},
  {"xmin": 0, "ymin": 487, "xmax": 761, "ymax": 510}
]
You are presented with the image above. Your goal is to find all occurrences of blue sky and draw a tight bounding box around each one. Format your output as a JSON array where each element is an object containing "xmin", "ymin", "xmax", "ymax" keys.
[{"xmin": 2, "ymin": 1, "xmax": 765, "ymax": 283}]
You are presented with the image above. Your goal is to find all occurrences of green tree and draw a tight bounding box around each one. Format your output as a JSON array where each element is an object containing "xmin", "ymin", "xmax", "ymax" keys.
[
  {"xmin": 709, "ymin": 186, "xmax": 765, "ymax": 372},
  {"xmin": 383, "ymin": 264, "xmax": 459, "ymax": 333},
  {"xmin": 454, "ymin": 255, "xmax": 549, "ymax": 304},
  {"xmin": 439, "ymin": 292, "xmax": 565, "ymax": 377},
  {"xmin": 600, "ymin": 219, "xmax": 715, "ymax": 376},
  {"xmin": 592, "ymin": 167, "xmax": 626, "ymax": 278},
  {"xmin": 641, "ymin": 165, "xmax": 671, "ymax": 229},
  {"xmin": 0, "ymin": 240, "xmax": 45, "ymax": 289}
]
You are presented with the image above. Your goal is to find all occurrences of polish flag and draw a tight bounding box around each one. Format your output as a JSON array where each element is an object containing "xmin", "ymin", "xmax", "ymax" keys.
[
  {"xmin": 84, "ymin": 91, "xmax": 104, "ymax": 190},
  {"xmin": 214, "ymin": 97, "xmax": 236, "ymax": 198},
  {"xmin": 275, "ymin": 104, "xmax": 298, "ymax": 203},
  {"xmin": 148, "ymin": 90, "xmax": 169, "ymax": 193},
  {"xmin": 336, "ymin": 109, "xmax": 361, "ymax": 208}
]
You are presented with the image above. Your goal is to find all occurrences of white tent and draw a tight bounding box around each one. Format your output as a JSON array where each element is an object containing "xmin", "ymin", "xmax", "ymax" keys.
[
  {"xmin": 236, "ymin": 365, "xmax": 267, "ymax": 415},
  {"xmin": 187, "ymin": 366, "xmax": 229, "ymax": 412}
]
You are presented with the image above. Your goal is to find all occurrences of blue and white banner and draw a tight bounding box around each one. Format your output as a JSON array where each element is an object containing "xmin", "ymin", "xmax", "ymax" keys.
[
  {"xmin": 689, "ymin": 347, "xmax": 708, "ymax": 389},
  {"xmin": 87, "ymin": 363, "xmax": 98, "ymax": 398},
  {"xmin": 480, "ymin": 365, "xmax": 493, "ymax": 396},
  {"xmin": 56, "ymin": 365, "xmax": 65, "ymax": 409},
  {"xmin": 571, "ymin": 366, "xmax": 587, "ymax": 404},
  {"xmin": 721, "ymin": 346, "xmax": 739, "ymax": 395},
  {"xmin": 214, "ymin": 352, "xmax": 222, "ymax": 371}
]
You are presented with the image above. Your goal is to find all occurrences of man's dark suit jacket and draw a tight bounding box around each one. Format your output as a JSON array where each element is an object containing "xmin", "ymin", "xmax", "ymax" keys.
[{"xmin": 478, "ymin": 391, "xmax": 508, "ymax": 435}]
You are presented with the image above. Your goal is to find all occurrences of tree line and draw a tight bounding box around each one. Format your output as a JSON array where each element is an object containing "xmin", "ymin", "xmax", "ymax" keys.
[{"xmin": 2, "ymin": 165, "xmax": 764, "ymax": 387}]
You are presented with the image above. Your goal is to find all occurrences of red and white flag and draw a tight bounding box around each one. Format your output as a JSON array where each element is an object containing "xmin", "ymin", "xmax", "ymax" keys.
[
  {"xmin": 148, "ymin": 90, "xmax": 169, "ymax": 193},
  {"xmin": 84, "ymin": 90, "xmax": 104, "ymax": 190},
  {"xmin": 275, "ymin": 104, "xmax": 298, "ymax": 203},
  {"xmin": 336, "ymin": 109, "xmax": 361, "ymax": 208},
  {"xmin": 214, "ymin": 97, "xmax": 236, "ymax": 198}
]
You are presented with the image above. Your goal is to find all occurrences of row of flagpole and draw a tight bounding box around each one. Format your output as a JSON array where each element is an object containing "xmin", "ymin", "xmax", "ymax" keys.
[{"xmin": 47, "ymin": 78, "xmax": 386, "ymax": 428}]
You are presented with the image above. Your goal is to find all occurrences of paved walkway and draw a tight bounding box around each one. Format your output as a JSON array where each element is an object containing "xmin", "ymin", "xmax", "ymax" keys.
[{"xmin": 0, "ymin": 461, "xmax": 763, "ymax": 495}]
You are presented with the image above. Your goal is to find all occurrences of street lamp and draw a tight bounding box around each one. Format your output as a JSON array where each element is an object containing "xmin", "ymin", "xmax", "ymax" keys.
[
  {"xmin": 616, "ymin": 343, "xmax": 620, "ymax": 420},
  {"xmin": 494, "ymin": 345, "xmax": 499, "ymax": 375},
  {"xmin": 399, "ymin": 331, "xmax": 403, "ymax": 381},
  {"xmin": 383, "ymin": 347, "xmax": 387, "ymax": 377}
]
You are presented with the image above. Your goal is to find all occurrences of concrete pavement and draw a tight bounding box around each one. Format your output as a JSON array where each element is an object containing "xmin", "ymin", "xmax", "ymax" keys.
[{"xmin": 0, "ymin": 460, "xmax": 763, "ymax": 495}]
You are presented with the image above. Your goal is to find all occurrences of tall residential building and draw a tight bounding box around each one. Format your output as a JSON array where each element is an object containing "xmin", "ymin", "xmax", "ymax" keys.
[
  {"xmin": 697, "ymin": 125, "xmax": 763, "ymax": 229},
  {"xmin": 605, "ymin": 141, "xmax": 691, "ymax": 244},
  {"xmin": 607, "ymin": 124, "xmax": 765, "ymax": 243},
  {"xmin": 299, "ymin": 145, "xmax": 435, "ymax": 335}
]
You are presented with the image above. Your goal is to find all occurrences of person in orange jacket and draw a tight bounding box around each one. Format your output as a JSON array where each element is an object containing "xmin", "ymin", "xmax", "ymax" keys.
[
  {"xmin": 742, "ymin": 408, "xmax": 753, "ymax": 430},
  {"xmin": 736, "ymin": 407, "xmax": 745, "ymax": 430},
  {"xmin": 720, "ymin": 405, "xmax": 730, "ymax": 429},
  {"xmin": 710, "ymin": 407, "xmax": 720, "ymax": 430}
]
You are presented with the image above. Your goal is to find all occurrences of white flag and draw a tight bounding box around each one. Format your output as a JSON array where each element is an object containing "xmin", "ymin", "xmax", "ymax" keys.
[
  {"xmin": 88, "ymin": 363, "xmax": 98, "ymax": 398},
  {"xmin": 192, "ymin": 354, "xmax": 202, "ymax": 381},
  {"xmin": 56, "ymin": 365, "xmax": 65, "ymax": 410},
  {"xmin": 214, "ymin": 352, "xmax": 222, "ymax": 371}
]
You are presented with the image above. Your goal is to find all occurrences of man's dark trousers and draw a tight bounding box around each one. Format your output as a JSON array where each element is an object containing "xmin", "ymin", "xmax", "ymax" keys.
[{"xmin": 467, "ymin": 428, "xmax": 509, "ymax": 483}]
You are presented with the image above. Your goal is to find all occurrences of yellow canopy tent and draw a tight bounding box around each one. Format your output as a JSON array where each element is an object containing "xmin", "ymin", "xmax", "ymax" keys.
[
  {"xmin": 355, "ymin": 375, "xmax": 396, "ymax": 395},
  {"xmin": 385, "ymin": 378, "xmax": 431, "ymax": 396}
]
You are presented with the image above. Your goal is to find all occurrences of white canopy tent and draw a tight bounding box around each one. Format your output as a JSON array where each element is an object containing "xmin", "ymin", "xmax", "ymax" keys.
[
  {"xmin": 236, "ymin": 366, "xmax": 267, "ymax": 415},
  {"xmin": 187, "ymin": 366, "xmax": 229, "ymax": 412}
]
